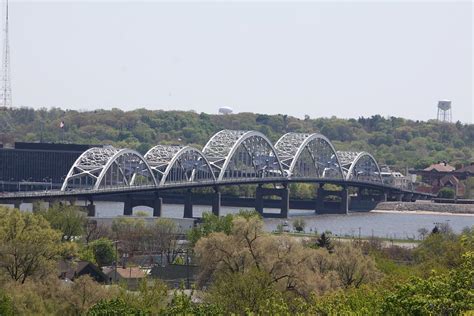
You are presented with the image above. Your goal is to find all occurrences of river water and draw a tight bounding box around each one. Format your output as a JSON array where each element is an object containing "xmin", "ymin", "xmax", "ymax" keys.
[{"xmin": 5, "ymin": 201, "xmax": 473, "ymax": 239}]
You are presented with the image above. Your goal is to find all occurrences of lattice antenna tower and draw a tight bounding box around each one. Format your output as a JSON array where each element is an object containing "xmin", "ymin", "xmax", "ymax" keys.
[{"xmin": 1, "ymin": 0, "xmax": 11, "ymax": 109}]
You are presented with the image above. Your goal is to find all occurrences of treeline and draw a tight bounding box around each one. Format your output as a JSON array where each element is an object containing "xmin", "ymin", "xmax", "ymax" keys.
[{"xmin": 1, "ymin": 107, "xmax": 473, "ymax": 170}]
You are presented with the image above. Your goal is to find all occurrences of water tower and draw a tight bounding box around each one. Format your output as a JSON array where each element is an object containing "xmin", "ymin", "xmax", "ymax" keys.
[
  {"xmin": 218, "ymin": 106, "xmax": 233, "ymax": 115},
  {"xmin": 437, "ymin": 100, "xmax": 452, "ymax": 123}
]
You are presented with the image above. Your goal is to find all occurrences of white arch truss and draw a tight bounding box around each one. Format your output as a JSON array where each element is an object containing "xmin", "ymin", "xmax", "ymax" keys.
[
  {"xmin": 337, "ymin": 151, "xmax": 383, "ymax": 183},
  {"xmin": 275, "ymin": 133, "xmax": 344, "ymax": 179},
  {"xmin": 61, "ymin": 146, "xmax": 157, "ymax": 191},
  {"xmin": 145, "ymin": 145, "xmax": 215, "ymax": 185},
  {"xmin": 203, "ymin": 130, "xmax": 284, "ymax": 181}
]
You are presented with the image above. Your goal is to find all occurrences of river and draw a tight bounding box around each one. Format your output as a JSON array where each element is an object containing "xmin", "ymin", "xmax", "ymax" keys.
[{"xmin": 5, "ymin": 201, "xmax": 473, "ymax": 239}]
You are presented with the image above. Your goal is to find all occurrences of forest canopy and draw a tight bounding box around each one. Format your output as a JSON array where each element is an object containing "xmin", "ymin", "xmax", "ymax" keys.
[{"xmin": 0, "ymin": 107, "xmax": 472, "ymax": 171}]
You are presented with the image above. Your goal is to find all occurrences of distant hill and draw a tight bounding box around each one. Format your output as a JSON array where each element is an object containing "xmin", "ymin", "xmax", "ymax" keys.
[{"xmin": 0, "ymin": 107, "xmax": 472, "ymax": 171}]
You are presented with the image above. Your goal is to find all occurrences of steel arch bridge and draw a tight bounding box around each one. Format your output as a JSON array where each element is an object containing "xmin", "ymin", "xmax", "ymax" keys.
[
  {"xmin": 144, "ymin": 145, "xmax": 215, "ymax": 185},
  {"xmin": 202, "ymin": 130, "xmax": 284, "ymax": 181},
  {"xmin": 61, "ymin": 146, "xmax": 157, "ymax": 191},
  {"xmin": 275, "ymin": 132, "xmax": 344, "ymax": 179},
  {"xmin": 337, "ymin": 151, "xmax": 383, "ymax": 183},
  {"xmin": 57, "ymin": 130, "xmax": 385, "ymax": 192}
]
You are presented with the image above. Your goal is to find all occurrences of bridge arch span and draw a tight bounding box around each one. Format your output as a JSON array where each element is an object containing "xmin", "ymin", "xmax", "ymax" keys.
[
  {"xmin": 144, "ymin": 145, "xmax": 215, "ymax": 185},
  {"xmin": 337, "ymin": 151, "xmax": 383, "ymax": 183},
  {"xmin": 275, "ymin": 133, "xmax": 343, "ymax": 179},
  {"xmin": 61, "ymin": 147, "xmax": 157, "ymax": 191},
  {"xmin": 203, "ymin": 130, "xmax": 284, "ymax": 181}
]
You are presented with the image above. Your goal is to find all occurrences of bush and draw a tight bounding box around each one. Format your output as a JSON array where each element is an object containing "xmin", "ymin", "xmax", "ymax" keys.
[
  {"xmin": 292, "ymin": 218, "xmax": 306, "ymax": 233},
  {"xmin": 438, "ymin": 187, "xmax": 455, "ymax": 199}
]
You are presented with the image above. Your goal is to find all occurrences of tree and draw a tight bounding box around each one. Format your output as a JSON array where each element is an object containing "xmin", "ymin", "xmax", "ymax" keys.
[
  {"xmin": 87, "ymin": 298, "xmax": 146, "ymax": 315},
  {"xmin": 316, "ymin": 232, "xmax": 334, "ymax": 252},
  {"xmin": 438, "ymin": 187, "xmax": 455, "ymax": 199},
  {"xmin": 163, "ymin": 288, "xmax": 222, "ymax": 316},
  {"xmin": 293, "ymin": 218, "xmax": 306, "ymax": 233},
  {"xmin": 83, "ymin": 219, "xmax": 111, "ymax": 245},
  {"xmin": 64, "ymin": 275, "xmax": 115, "ymax": 315},
  {"xmin": 187, "ymin": 212, "xmax": 234, "ymax": 245},
  {"xmin": 111, "ymin": 217, "xmax": 146, "ymax": 254},
  {"xmin": 417, "ymin": 227, "xmax": 429, "ymax": 240},
  {"xmin": 87, "ymin": 238, "xmax": 116, "ymax": 267},
  {"xmin": 38, "ymin": 203, "xmax": 86, "ymax": 241},
  {"xmin": 333, "ymin": 244, "xmax": 380, "ymax": 288},
  {"xmin": 150, "ymin": 218, "xmax": 181, "ymax": 264},
  {"xmin": 381, "ymin": 252, "xmax": 474, "ymax": 314},
  {"xmin": 194, "ymin": 216, "xmax": 377, "ymax": 299},
  {"xmin": 414, "ymin": 228, "xmax": 464, "ymax": 272},
  {"xmin": 0, "ymin": 207, "xmax": 62, "ymax": 283},
  {"xmin": 207, "ymin": 268, "xmax": 290, "ymax": 315}
]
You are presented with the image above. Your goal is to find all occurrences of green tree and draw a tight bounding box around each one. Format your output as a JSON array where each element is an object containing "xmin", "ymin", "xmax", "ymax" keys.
[
  {"xmin": 207, "ymin": 268, "xmax": 290, "ymax": 315},
  {"xmin": 163, "ymin": 287, "xmax": 222, "ymax": 316},
  {"xmin": 0, "ymin": 207, "xmax": 62, "ymax": 283},
  {"xmin": 310, "ymin": 285, "xmax": 386, "ymax": 315},
  {"xmin": 187, "ymin": 212, "xmax": 234, "ymax": 245},
  {"xmin": 87, "ymin": 238, "xmax": 116, "ymax": 267},
  {"xmin": 38, "ymin": 203, "xmax": 86, "ymax": 241},
  {"xmin": 316, "ymin": 232, "xmax": 334, "ymax": 252},
  {"xmin": 87, "ymin": 298, "xmax": 146, "ymax": 315},
  {"xmin": 381, "ymin": 252, "xmax": 474, "ymax": 315},
  {"xmin": 414, "ymin": 229, "xmax": 464, "ymax": 272},
  {"xmin": 438, "ymin": 187, "xmax": 455, "ymax": 198}
]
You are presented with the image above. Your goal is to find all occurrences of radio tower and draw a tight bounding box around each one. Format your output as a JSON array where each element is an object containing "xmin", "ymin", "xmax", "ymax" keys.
[{"xmin": 1, "ymin": 0, "xmax": 11, "ymax": 109}]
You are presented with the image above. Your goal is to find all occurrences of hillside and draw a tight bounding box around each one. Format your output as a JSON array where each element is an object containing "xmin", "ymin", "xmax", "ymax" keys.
[{"xmin": 0, "ymin": 107, "xmax": 472, "ymax": 171}]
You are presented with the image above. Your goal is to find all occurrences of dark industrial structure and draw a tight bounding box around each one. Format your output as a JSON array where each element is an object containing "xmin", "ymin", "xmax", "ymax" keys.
[{"xmin": 0, "ymin": 142, "xmax": 94, "ymax": 192}]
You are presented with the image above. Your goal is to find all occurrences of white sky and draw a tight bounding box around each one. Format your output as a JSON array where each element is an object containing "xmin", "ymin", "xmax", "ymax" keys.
[{"xmin": 7, "ymin": 0, "xmax": 474, "ymax": 122}]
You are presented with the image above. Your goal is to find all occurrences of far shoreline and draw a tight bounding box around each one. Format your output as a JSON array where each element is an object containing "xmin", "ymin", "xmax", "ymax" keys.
[{"xmin": 371, "ymin": 209, "xmax": 474, "ymax": 217}]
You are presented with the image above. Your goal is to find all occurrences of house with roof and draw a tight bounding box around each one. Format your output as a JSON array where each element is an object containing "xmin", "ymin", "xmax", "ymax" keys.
[
  {"xmin": 410, "ymin": 161, "xmax": 473, "ymax": 197},
  {"xmin": 58, "ymin": 260, "xmax": 108, "ymax": 283},
  {"xmin": 103, "ymin": 266, "xmax": 148, "ymax": 289}
]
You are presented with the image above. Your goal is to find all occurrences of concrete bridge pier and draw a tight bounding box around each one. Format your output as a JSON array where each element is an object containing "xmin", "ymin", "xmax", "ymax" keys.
[
  {"xmin": 184, "ymin": 189, "xmax": 193, "ymax": 218},
  {"xmin": 212, "ymin": 187, "xmax": 221, "ymax": 216},
  {"xmin": 122, "ymin": 194, "xmax": 163, "ymax": 217},
  {"xmin": 124, "ymin": 196, "xmax": 133, "ymax": 216},
  {"xmin": 255, "ymin": 184, "xmax": 289, "ymax": 218},
  {"xmin": 341, "ymin": 185, "xmax": 349, "ymax": 214},
  {"xmin": 86, "ymin": 201, "xmax": 96, "ymax": 217},
  {"xmin": 315, "ymin": 184, "xmax": 349, "ymax": 214},
  {"xmin": 349, "ymin": 188, "xmax": 387, "ymax": 211},
  {"xmin": 153, "ymin": 196, "xmax": 163, "ymax": 217}
]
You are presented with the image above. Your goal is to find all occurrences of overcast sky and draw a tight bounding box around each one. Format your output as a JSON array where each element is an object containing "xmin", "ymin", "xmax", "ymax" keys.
[{"xmin": 7, "ymin": 0, "xmax": 473, "ymax": 122}]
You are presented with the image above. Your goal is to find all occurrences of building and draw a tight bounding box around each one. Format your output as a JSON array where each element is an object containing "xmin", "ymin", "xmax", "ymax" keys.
[
  {"xmin": 378, "ymin": 165, "xmax": 413, "ymax": 189},
  {"xmin": 409, "ymin": 161, "xmax": 473, "ymax": 197},
  {"xmin": 150, "ymin": 264, "xmax": 198, "ymax": 288},
  {"xmin": 103, "ymin": 266, "xmax": 148, "ymax": 289},
  {"xmin": 0, "ymin": 142, "xmax": 96, "ymax": 192},
  {"xmin": 58, "ymin": 260, "xmax": 108, "ymax": 283}
]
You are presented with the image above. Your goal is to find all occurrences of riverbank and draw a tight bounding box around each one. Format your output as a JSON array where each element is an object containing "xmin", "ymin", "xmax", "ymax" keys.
[
  {"xmin": 372, "ymin": 209, "xmax": 474, "ymax": 217},
  {"xmin": 375, "ymin": 201, "xmax": 474, "ymax": 214}
]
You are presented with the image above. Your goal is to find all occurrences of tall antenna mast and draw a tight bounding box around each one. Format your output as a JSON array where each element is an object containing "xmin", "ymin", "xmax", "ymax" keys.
[{"xmin": 1, "ymin": 0, "xmax": 11, "ymax": 109}]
